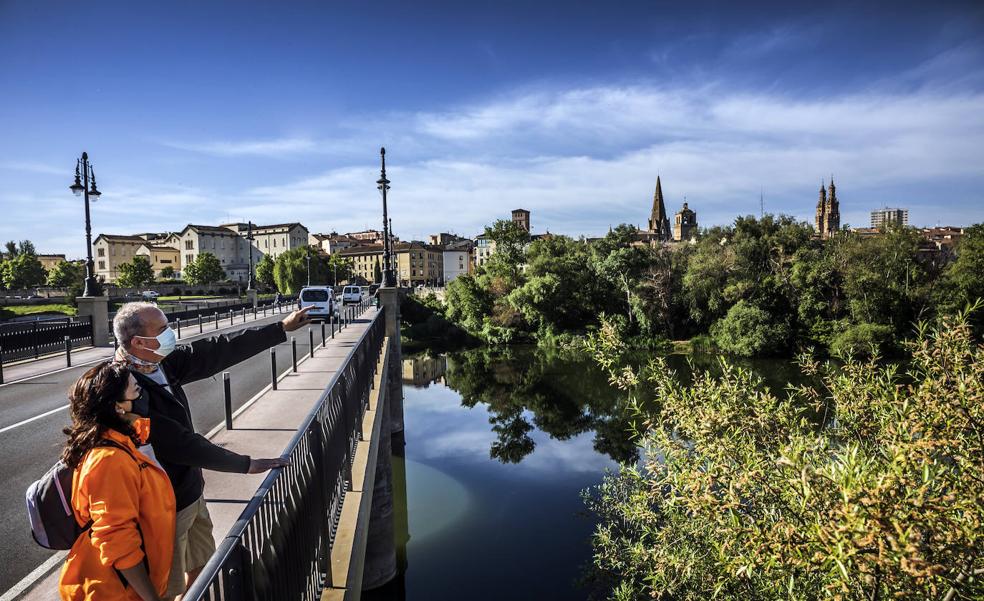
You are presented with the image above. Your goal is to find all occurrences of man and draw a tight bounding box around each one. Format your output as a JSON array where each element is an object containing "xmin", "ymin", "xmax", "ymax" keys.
[{"xmin": 112, "ymin": 301, "xmax": 312, "ymax": 599}]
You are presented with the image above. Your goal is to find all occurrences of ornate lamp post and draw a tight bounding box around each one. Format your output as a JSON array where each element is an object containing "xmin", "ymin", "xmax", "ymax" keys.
[
  {"xmin": 69, "ymin": 152, "xmax": 102, "ymax": 297},
  {"xmin": 377, "ymin": 148, "xmax": 394, "ymax": 287},
  {"xmin": 245, "ymin": 221, "xmax": 255, "ymax": 290}
]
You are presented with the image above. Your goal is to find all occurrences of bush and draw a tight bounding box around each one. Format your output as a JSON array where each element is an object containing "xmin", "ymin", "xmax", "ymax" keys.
[
  {"xmin": 710, "ymin": 300, "xmax": 790, "ymax": 357},
  {"xmin": 689, "ymin": 334, "xmax": 716, "ymax": 353},
  {"xmin": 829, "ymin": 322, "xmax": 896, "ymax": 359},
  {"xmin": 586, "ymin": 311, "xmax": 984, "ymax": 600}
]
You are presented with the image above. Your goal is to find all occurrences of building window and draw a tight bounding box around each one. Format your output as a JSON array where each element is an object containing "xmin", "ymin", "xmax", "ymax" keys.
[
  {"xmin": 185, "ymin": 240, "xmax": 193, "ymax": 250},
  {"xmin": 273, "ymin": 239, "xmax": 277, "ymax": 248},
  {"xmin": 97, "ymin": 248, "xmax": 105, "ymax": 257},
  {"xmin": 98, "ymin": 260, "xmax": 105, "ymax": 270},
  {"xmin": 186, "ymin": 254, "xmax": 194, "ymax": 264}
]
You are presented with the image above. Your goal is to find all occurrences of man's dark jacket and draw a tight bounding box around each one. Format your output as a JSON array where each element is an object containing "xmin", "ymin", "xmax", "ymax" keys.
[{"xmin": 131, "ymin": 322, "xmax": 287, "ymax": 510}]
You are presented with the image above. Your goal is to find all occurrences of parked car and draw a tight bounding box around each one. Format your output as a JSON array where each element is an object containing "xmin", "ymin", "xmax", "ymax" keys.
[
  {"xmin": 298, "ymin": 286, "xmax": 334, "ymax": 321},
  {"xmin": 141, "ymin": 290, "xmax": 160, "ymax": 300},
  {"xmin": 342, "ymin": 285, "xmax": 362, "ymax": 305}
]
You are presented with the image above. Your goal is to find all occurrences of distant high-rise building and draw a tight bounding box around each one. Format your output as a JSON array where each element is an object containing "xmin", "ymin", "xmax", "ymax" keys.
[
  {"xmin": 673, "ymin": 201, "xmax": 698, "ymax": 241},
  {"xmin": 870, "ymin": 207, "xmax": 909, "ymax": 229},
  {"xmin": 815, "ymin": 178, "xmax": 841, "ymax": 239},
  {"xmin": 647, "ymin": 176, "xmax": 672, "ymax": 242},
  {"xmin": 511, "ymin": 208, "xmax": 530, "ymax": 232}
]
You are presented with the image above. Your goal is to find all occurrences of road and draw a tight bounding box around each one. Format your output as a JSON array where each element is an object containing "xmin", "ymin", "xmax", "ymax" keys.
[{"xmin": 0, "ymin": 312, "xmax": 325, "ymax": 593}]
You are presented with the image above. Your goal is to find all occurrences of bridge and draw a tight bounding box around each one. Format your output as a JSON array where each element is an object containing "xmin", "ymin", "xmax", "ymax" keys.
[{"xmin": 1, "ymin": 289, "xmax": 408, "ymax": 601}]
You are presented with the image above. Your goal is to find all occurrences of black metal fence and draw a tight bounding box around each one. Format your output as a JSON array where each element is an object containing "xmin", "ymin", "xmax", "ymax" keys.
[
  {"xmin": 0, "ymin": 316, "xmax": 93, "ymax": 362},
  {"xmin": 184, "ymin": 306, "xmax": 386, "ymax": 601}
]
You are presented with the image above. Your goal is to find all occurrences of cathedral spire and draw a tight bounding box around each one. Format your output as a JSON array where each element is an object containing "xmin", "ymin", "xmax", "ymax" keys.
[{"xmin": 648, "ymin": 175, "xmax": 670, "ymax": 240}]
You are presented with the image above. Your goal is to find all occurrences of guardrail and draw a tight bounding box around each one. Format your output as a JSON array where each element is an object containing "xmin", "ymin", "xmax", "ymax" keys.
[
  {"xmin": 184, "ymin": 306, "xmax": 385, "ymax": 601},
  {"xmin": 0, "ymin": 316, "xmax": 93, "ymax": 363}
]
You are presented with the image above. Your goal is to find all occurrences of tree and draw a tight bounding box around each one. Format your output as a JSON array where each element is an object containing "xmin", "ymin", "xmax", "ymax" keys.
[
  {"xmin": 586, "ymin": 308, "xmax": 984, "ymax": 600},
  {"xmin": 117, "ymin": 256, "xmax": 156, "ymax": 288},
  {"xmin": 17, "ymin": 240, "xmax": 37, "ymax": 256},
  {"xmin": 938, "ymin": 224, "xmax": 984, "ymax": 333},
  {"xmin": 159, "ymin": 266, "xmax": 175, "ymax": 280},
  {"xmin": 4, "ymin": 240, "xmax": 17, "ymax": 257},
  {"xmin": 710, "ymin": 299, "xmax": 790, "ymax": 356},
  {"xmin": 255, "ymin": 254, "xmax": 276, "ymax": 288},
  {"xmin": 46, "ymin": 260, "xmax": 86, "ymax": 287},
  {"xmin": 0, "ymin": 253, "xmax": 46, "ymax": 289},
  {"xmin": 273, "ymin": 247, "xmax": 328, "ymax": 294},
  {"xmin": 184, "ymin": 252, "xmax": 226, "ymax": 285}
]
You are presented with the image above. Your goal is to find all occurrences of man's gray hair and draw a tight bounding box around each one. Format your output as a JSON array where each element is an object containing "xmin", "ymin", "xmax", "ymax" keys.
[{"xmin": 113, "ymin": 302, "xmax": 164, "ymax": 349}]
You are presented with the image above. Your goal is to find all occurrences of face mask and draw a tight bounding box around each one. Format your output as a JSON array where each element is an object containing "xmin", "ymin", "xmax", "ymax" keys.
[
  {"xmin": 140, "ymin": 327, "xmax": 177, "ymax": 358},
  {"xmin": 130, "ymin": 388, "xmax": 151, "ymax": 418}
]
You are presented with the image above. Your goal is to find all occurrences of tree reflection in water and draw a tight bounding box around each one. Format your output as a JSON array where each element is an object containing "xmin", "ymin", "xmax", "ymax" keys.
[{"xmin": 404, "ymin": 346, "xmax": 644, "ymax": 466}]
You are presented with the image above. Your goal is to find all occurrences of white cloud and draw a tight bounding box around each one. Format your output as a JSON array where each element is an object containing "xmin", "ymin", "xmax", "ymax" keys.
[{"xmin": 160, "ymin": 137, "xmax": 319, "ymax": 157}]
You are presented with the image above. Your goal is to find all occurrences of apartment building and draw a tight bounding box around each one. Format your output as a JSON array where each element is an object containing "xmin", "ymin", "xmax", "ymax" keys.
[
  {"xmin": 135, "ymin": 243, "xmax": 181, "ymax": 277},
  {"xmin": 442, "ymin": 239, "xmax": 473, "ymax": 284},
  {"xmin": 37, "ymin": 254, "xmax": 67, "ymax": 271},
  {"xmin": 395, "ymin": 242, "xmax": 443, "ymax": 287},
  {"xmin": 337, "ymin": 245, "xmax": 384, "ymax": 284},
  {"xmin": 473, "ymin": 234, "xmax": 496, "ymax": 268},
  {"xmin": 93, "ymin": 235, "xmax": 148, "ymax": 282},
  {"xmin": 223, "ymin": 222, "xmax": 309, "ymax": 261}
]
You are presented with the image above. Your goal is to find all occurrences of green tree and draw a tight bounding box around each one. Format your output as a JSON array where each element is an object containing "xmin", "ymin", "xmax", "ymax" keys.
[
  {"xmin": 586, "ymin": 308, "xmax": 984, "ymax": 600},
  {"xmin": 0, "ymin": 253, "xmax": 46, "ymax": 289},
  {"xmin": 3, "ymin": 240, "xmax": 17, "ymax": 257},
  {"xmin": 710, "ymin": 299, "xmax": 790, "ymax": 356},
  {"xmin": 324, "ymin": 253, "xmax": 353, "ymax": 285},
  {"xmin": 482, "ymin": 219, "xmax": 531, "ymax": 281},
  {"xmin": 159, "ymin": 266, "xmax": 175, "ymax": 280},
  {"xmin": 255, "ymin": 254, "xmax": 276, "ymax": 288},
  {"xmin": 184, "ymin": 252, "xmax": 226, "ymax": 285},
  {"xmin": 117, "ymin": 256, "xmax": 156, "ymax": 288},
  {"xmin": 46, "ymin": 260, "xmax": 86, "ymax": 287},
  {"xmin": 273, "ymin": 247, "xmax": 328, "ymax": 294},
  {"xmin": 938, "ymin": 224, "xmax": 984, "ymax": 332}
]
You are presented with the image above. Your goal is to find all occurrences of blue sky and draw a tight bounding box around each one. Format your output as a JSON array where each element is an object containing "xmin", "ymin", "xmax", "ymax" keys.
[{"xmin": 1, "ymin": 0, "xmax": 983, "ymax": 257}]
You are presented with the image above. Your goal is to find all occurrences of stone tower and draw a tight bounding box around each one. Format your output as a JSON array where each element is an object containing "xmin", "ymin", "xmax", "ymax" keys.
[
  {"xmin": 673, "ymin": 201, "xmax": 698, "ymax": 241},
  {"xmin": 511, "ymin": 208, "xmax": 530, "ymax": 233},
  {"xmin": 815, "ymin": 178, "xmax": 841, "ymax": 239},
  {"xmin": 648, "ymin": 176, "xmax": 671, "ymax": 241}
]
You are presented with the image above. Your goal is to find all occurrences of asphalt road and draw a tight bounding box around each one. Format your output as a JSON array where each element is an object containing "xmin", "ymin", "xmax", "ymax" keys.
[{"xmin": 0, "ymin": 312, "xmax": 324, "ymax": 593}]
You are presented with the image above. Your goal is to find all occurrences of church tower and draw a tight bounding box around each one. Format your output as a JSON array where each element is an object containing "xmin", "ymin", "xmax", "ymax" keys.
[
  {"xmin": 814, "ymin": 178, "xmax": 841, "ymax": 239},
  {"xmin": 648, "ymin": 176, "xmax": 671, "ymax": 241}
]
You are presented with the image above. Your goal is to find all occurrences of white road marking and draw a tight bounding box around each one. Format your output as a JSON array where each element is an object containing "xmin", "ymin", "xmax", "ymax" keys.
[
  {"xmin": 0, "ymin": 550, "xmax": 66, "ymax": 601},
  {"xmin": 0, "ymin": 404, "xmax": 69, "ymax": 435}
]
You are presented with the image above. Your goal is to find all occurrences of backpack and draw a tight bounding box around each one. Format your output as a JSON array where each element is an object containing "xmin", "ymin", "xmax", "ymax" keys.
[{"xmin": 26, "ymin": 439, "xmax": 136, "ymax": 550}]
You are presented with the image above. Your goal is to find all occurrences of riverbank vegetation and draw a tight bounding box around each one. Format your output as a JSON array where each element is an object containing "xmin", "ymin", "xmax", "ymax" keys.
[
  {"xmin": 583, "ymin": 307, "xmax": 984, "ymax": 600},
  {"xmin": 441, "ymin": 217, "xmax": 984, "ymax": 357}
]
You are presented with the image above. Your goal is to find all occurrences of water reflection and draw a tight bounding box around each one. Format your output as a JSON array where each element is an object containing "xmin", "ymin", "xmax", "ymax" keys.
[{"xmin": 407, "ymin": 346, "xmax": 641, "ymax": 466}]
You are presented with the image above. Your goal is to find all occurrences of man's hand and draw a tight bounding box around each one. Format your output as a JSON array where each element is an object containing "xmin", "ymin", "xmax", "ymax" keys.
[
  {"xmin": 281, "ymin": 306, "xmax": 313, "ymax": 332},
  {"xmin": 248, "ymin": 457, "xmax": 290, "ymax": 473}
]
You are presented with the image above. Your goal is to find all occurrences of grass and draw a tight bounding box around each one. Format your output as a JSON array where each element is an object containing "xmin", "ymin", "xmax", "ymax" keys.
[{"xmin": 0, "ymin": 303, "xmax": 77, "ymax": 320}]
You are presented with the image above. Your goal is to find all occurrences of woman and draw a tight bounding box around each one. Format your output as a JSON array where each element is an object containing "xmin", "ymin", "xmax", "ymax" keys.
[{"xmin": 58, "ymin": 361, "xmax": 176, "ymax": 601}]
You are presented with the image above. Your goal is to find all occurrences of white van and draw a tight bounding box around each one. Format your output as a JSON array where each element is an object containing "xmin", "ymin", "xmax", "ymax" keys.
[
  {"xmin": 298, "ymin": 286, "xmax": 334, "ymax": 320},
  {"xmin": 342, "ymin": 285, "xmax": 362, "ymax": 305}
]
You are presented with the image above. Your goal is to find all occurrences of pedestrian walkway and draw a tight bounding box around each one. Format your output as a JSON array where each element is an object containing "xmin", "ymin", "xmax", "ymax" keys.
[
  {"xmin": 8, "ymin": 306, "xmax": 376, "ymax": 601},
  {"xmin": 0, "ymin": 303, "xmax": 297, "ymax": 386}
]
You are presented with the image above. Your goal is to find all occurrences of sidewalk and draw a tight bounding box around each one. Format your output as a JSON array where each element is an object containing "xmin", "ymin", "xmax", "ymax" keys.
[
  {"xmin": 0, "ymin": 304, "xmax": 296, "ymax": 386},
  {"xmin": 10, "ymin": 307, "xmax": 377, "ymax": 601}
]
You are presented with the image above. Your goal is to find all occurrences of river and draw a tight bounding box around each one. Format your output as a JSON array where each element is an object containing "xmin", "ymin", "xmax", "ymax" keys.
[{"xmin": 365, "ymin": 345, "xmax": 800, "ymax": 601}]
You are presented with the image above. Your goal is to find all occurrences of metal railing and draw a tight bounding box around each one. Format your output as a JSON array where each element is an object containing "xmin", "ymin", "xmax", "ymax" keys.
[
  {"xmin": 184, "ymin": 306, "xmax": 385, "ymax": 601},
  {"xmin": 0, "ymin": 316, "xmax": 93, "ymax": 362}
]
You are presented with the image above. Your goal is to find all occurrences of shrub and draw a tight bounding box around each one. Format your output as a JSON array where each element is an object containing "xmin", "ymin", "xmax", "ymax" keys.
[
  {"xmin": 585, "ymin": 310, "xmax": 984, "ymax": 600},
  {"xmin": 710, "ymin": 300, "xmax": 790, "ymax": 357},
  {"xmin": 829, "ymin": 322, "xmax": 896, "ymax": 359}
]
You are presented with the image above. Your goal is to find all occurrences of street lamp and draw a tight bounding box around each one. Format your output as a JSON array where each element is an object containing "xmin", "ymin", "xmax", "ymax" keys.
[
  {"xmin": 245, "ymin": 221, "xmax": 255, "ymax": 291},
  {"xmin": 70, "ymin": 152, "xmax": 101, "ymax": 297},
  {"xmin": 377, "ymin": 147, "xmax": 394, "ymax": 287}
]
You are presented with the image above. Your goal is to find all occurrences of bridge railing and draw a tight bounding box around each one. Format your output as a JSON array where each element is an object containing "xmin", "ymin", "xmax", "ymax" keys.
[
  {"xmin": 183, "ymin": 306, "xmax": 386, "ymax": 601},
  {"xmin": 0, "ymin": 316, "xmax": 93, "ymax": 362}
]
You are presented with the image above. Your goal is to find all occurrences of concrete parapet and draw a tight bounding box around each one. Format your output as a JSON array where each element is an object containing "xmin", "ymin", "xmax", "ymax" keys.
[
  {"xmin": 377, "ymin": 288, "xmax": 404, "ymax": 434},
  {"xmin": 76, "ymin": 296, "xmax": 109, "ymax": 347}
]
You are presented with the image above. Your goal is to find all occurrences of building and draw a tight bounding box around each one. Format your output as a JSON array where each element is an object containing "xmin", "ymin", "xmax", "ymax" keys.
[
  {"xmin": 511, "ymin": 209, "xmax": 531, "ymax": 233},
  {"xmin": 815, "ymin": 179, "xmax": 841, "ymax": 239},
  {"xmin": 639, "ymin": 176, "xmax": 672, "ymax": 244},
  {"xmin": 474, "ymin": 234, "xmax": 495, "ymax": 268},
  {"xmin": 222, "ymin": 222, "xmax": 309, "ymax": 262},
  {"xmin": 347, "ymin": 230, "xmax": 387, "ymax": 243},
  {"xmin": 673, "ymin": 202, "xmax": 698, "ymax": 241},
  {"xmin": 176, "ymin": 225, "xmax": 247, "ymax": 280},
  {"xmin": 135, "ymin": 244, "xmax": 181, "ymax": 277},
  {"xmin": 337, "ymin": 245, "xmax": 384, "ymax": 284},
  {"xmin": 36, "ymin": 254, "xmax": 67, "ymax": 271},
  {"xmin": 93, "ymin": 235, "xmax": 149, "ymax": 282},
  {"xmin": 310, "ymin": 233, "xmax": 362, "ymax": 255},
  {"xmin": 442, "ymin": 239, "xmax": 473, "ymax": 284},
  {"xmin": 871, "ymin": 207, "xmax": 909, "ymax": 229},
  {"xmin": 395, "ymin": 242, "xmax": 444, "ymax": 287},
  {"xmin": 428, "ymin": 232, "xmax": 466, "ymax": 246}
]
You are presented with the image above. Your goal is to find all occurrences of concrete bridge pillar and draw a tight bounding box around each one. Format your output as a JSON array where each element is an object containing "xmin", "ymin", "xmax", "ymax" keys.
[
  {"xmin": 77, "ymin": 295, "xmax": 110, "ymax": 346},
  {"xmin": 378, "ymin": 287, "xmax": 405, "ymax": 434},
  {"xmin": 362, "ymin": 397, "xmax": 398, "ymax": 589}
]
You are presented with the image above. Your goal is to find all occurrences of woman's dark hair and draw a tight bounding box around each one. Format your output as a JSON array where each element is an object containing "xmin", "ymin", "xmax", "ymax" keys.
[{"xmin": 61, "ymin": 361, "xmax": 138, "ymax": 469}]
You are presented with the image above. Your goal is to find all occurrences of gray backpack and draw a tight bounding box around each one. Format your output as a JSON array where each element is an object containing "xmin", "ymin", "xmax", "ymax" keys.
[{"xmin": 26, "ymin": 440, "xmax": 134, "ymax": 550}]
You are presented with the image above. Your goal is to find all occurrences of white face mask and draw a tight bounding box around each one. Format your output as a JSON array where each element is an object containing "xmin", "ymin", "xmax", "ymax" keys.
[{"xmin": 137, "ymin": 327, "xmax": 177, "ymax": 358}]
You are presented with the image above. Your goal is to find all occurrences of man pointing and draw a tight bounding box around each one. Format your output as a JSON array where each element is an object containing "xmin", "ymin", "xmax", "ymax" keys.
[{"xmin": 112, "ymin": 301, "xmax": 312, "ymax": 599}]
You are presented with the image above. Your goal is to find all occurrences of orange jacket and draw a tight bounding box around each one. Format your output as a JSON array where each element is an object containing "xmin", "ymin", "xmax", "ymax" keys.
[{"xmin": 59, "ymin": 420, "xmax": 176, "ymax": 601}]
